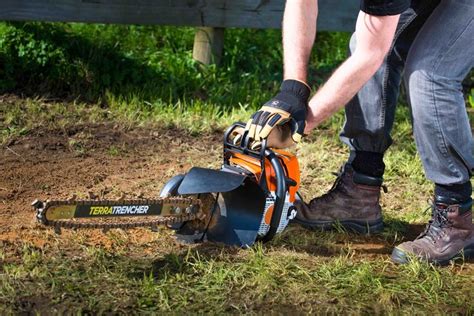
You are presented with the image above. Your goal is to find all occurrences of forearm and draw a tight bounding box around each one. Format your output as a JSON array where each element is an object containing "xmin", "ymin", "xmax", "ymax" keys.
[
  {"xmin": 283, "ymin": 0, "xmax": 318, "ymax": 83},
  {"xmin": 305, "ymin": 12, "xmax": 399, "ymax": 132},
  {"xmin": 305, "ymin": 50, "xmax": 384, "ymax": 130}
]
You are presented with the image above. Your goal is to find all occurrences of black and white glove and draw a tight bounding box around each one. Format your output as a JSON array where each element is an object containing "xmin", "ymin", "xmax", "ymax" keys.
[{"xmin": 245, "ymin": 79, "xmax": 311, "ymax": 149}]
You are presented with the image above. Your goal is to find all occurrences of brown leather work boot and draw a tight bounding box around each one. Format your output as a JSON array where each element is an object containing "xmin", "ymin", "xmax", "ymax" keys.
[
  {"xmin": 293, "ymin": 164, "xmax": 385, "ymax": 234},
  {"xmin": 391, "ymin": 197, "xmax": 474, "ymax": 265}
]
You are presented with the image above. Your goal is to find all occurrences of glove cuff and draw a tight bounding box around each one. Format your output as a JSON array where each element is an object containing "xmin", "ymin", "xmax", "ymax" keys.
[{"xmin": 280, "ymin": 79, "xmax": 311, "ymax": 102}]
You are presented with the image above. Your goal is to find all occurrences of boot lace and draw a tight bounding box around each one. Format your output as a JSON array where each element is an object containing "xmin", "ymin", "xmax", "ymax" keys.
[
  {"xmin": 313, "ymin": 169, "xmax": 346, "ymax": 204},
  {"xmin": 419, "ymin": 202, "xmax": 452, "ymax": 242}
]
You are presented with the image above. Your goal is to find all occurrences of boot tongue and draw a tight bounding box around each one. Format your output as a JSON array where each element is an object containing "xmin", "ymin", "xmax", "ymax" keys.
[
  {"xmin": 421, "ymin": 204, "xmax": 450, "ymax": 241},
  {"xmin": 432, "ymin": 203, "xmax": 450, "ymax": 228}
]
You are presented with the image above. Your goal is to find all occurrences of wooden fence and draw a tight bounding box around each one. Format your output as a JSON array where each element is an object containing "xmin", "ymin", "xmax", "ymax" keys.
[{"xmin": 0, "ymin": 0, "xmax": 359, "ymax": 64}]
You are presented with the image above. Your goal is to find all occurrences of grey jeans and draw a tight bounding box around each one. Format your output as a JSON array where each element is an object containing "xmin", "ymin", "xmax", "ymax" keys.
[{"xmin": 340, "ymin": 0, "xmax": 474, "ymax": 185}]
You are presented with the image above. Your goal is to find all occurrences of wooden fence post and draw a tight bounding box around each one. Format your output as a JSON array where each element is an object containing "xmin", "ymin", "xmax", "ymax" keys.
[{"xmin": 192, "ymin": 27, "xmax": 225, "ymax": 65}]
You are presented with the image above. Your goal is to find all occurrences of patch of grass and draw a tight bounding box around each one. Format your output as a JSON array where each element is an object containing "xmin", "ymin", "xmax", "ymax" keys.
[
  {"xmin": 0, "ymin": 96, "xmax": 254, "ymax": 144},
  {"xmin": 468, "ymin": 88, "xmax": 474, "ymax": 108},
  {"xmin": 108, "ymin": 145, "xmax": 121, "ymax": 157},
  {"xmin": 0, "ymin": 96, "xmax": 106, "ymax": 134},
  {"xmin": 1, "ymin": 240, "xmax": 473, "ymax": 314},
  {"xmin": 67, "ymin": 138, "xmax": 87, "ymax": 156}
]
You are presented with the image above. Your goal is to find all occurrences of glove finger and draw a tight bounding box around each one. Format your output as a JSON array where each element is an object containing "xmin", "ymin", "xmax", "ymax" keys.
[
  {"xmin": 247, "ymin": 111, "xmax": 263, "ymax": 141},
  {"xmin": 244, "ymin": 116, "xmax": 253, "ymax": 131},
  {"xmin": 258, "ymin": 113, "xmax": 289, "ymax": 140},
  {"xmin": 232, "ymin": 133, "xmax": 242, "ymax": 145},
  {"xmin": 247, "ymin": 111, "xmax": 259, "ymax": 126},
  {"xmin": 229, "ymin": 125, "xmax": 245, "ymax": 145},
  {"xmin": 244, "ymin": 111, "xmax": 258, "ymax": 134},
  {"xmin": 254, "ymin": 111, "xmax": 271, "ymax": 142},
  {"xmin": 244, "ymin": 117, "xmax": 254, "ymax": 138},
  {"xmin": 250, "ymin": 141, "xmax": 262, "ymax": 151},
  {"xmin": 290, "ymin": 119, "xmax": 306, "ymax": 143}
]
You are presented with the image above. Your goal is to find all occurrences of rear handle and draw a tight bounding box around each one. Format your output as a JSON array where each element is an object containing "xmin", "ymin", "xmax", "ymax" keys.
[
  {"xmin": 259, "ymin": 149, "xmax": 286, "ymax": 243},
  {"xmin": 224, "ymin": 122, "xmax": 287, "ymax": 243}
]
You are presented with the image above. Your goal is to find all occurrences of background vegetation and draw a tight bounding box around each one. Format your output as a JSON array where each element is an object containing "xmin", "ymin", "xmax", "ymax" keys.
[{"xmin": 0, "ymin": 22, "xmax": 348, "ymax": 108}]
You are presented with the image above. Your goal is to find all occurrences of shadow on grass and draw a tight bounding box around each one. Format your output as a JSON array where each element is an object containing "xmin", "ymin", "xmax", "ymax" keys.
[
  {"xmin": 126, "ymin": 220, "xmax": 426, "ymax": 282},
  {"xmin": 2, "ymin": 22, "xmax": 164, "ymax": 102},
  {"xmin": 126, "ymin": 242, "xmax": 241, "ymax": 280},
  {"xmin": 382, "ymin": 217, "xmax": 431, "ymax": 246},
  {"xmin": 120, "ymin": 213, "xmax": 472, "ymax": 283},
  {"xmin": 268, "ymin": 219, "xmax": 431, "ymax": 258}
]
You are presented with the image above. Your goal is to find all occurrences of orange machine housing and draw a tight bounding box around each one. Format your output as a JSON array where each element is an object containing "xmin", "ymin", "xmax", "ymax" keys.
[{"xmin": 229, "ymin": 150, "xmax": 300, "ymax": 203}]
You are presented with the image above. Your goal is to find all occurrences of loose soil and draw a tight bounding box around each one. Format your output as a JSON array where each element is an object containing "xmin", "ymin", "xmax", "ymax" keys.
[{"xmin": 0, "ymin": 124, "xmax": 223, "ymax": 249}]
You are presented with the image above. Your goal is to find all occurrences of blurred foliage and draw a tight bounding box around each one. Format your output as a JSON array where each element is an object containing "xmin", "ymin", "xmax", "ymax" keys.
[
  {"xmin": 0, "ymin": 22, "xmax": 349, "ymax": 110},
  {"xmin": 1, "ymin": 22, "xmax": 471, "ymax": 111},
  {"xmin": 468, "ymin": 89, "xmax": 474, "ymax": 108}
]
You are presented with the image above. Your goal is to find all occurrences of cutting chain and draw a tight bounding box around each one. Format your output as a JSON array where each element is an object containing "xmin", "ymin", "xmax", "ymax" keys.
[{"xmin": 32, "ymin": 197, "xmax": 203, "ymax": 233}]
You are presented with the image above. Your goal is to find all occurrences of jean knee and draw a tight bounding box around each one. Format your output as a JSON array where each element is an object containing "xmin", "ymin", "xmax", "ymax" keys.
[{"xmin": 404, "ymin": 62, "xmax": 431, "ymax": 111}]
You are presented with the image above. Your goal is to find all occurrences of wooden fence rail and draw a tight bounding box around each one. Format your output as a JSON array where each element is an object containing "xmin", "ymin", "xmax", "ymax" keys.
[{"xmin": 0, "ymin": 0, "xmax": 359, "ymax": 64}]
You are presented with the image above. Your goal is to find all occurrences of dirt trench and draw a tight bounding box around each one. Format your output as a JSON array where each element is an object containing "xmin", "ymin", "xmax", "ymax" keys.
[{"xmin": 0, "ymin": 123, "xmax": 222, "ymax": 248}]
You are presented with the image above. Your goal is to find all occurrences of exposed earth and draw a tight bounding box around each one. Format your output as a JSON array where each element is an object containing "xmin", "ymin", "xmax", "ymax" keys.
[{"xmin": 0, "ymin": 124, "xmax": 224, "ymax": 248}]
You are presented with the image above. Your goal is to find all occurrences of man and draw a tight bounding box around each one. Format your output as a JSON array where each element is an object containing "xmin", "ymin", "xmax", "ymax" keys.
[{"xmin": 244, "ymin": 0, "xmax": 474, "ymax": 264}]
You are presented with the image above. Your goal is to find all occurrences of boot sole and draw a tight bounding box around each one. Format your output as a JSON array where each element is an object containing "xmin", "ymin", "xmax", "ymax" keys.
[
  {"xmin": 291, "ymin": 217, "xmax": 384, "ymax": 235},
  {"xmin": 391, "ymin": 243, "xmax": 474, "ymax": 266}
]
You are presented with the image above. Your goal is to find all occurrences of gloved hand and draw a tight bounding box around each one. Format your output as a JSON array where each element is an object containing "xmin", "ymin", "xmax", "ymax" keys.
[
  {"xmin": 231, "ymin": 123, "xmax": 294, "ymax": 149},
  {"xmin": 244, "ymin": 79, "xmax": 311, "ymax": 149}
]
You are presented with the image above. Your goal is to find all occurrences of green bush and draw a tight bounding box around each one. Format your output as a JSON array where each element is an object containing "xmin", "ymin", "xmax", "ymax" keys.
[{"xmin": 0, "ymin": 22, "xmax": 349, "ymax": 109}]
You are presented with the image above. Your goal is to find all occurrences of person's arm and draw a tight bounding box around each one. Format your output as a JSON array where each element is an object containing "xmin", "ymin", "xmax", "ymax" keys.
[
  {"xmin": 283, "ymin": 0, "xmax": 318, "ymax": 83},
  {"xmin": 305, "ymin": 11, "xmax": 399, "ymax": 132},
  {"xmin": 243, "ymin": 0, "xmax": 317, "ymax": 148}
]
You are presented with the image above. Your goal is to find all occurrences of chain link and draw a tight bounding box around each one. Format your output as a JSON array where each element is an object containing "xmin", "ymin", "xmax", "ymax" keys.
[{"xmin": 34, "ymin": 197, "xmax": 203, "ymax": 232}]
